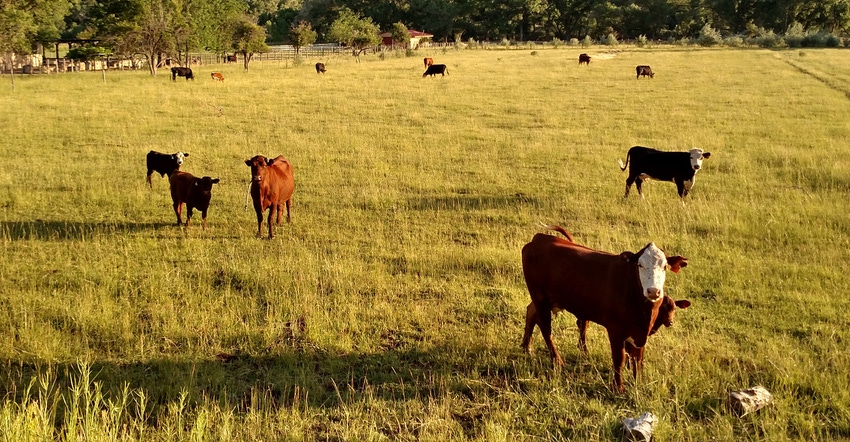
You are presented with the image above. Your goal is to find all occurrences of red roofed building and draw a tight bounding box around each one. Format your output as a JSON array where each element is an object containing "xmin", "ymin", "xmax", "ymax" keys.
[{"xmin": 380, "ymin": 30, "xmax": 433, "ymax": 49}]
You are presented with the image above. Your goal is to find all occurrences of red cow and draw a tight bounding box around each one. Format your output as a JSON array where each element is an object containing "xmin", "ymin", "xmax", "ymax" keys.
[
  {"xmin": 245, "ymin": 155, "xmax": 295, "ymax": 239},
  {"xmin": 521, "ymin": 225, "xmax": 688, "ymax": 392},
  {"xmin": 424, "ymin": 57, "xmax": 434, "ymax": 68},
  {"xmin": 169, "ymin": 171, "xmax": 219, "ymax": 230},
  {"xmin": 211, "ymin": 72, "xmax": 224, "ymax": 81}
]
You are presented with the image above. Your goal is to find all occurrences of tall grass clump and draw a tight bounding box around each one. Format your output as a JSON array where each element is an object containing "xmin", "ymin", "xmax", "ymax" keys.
[
  {"xmin": 785, "ymin": 22, "xmax": 806, "ymax": 47},
  {"xmin": 581, "ymin": 35, "xmax": 593, "ymax": 47},
  {"xmin": 568, "ymin": 37, "xmax": 580, "ymax": 46},
  {"xmin": 697, "ymin": 24, "xmax": 723, "ymax": 46},
  {"xmin": 551, "ymin": 37, "xmax": 563, "ymax": 48},
  {"xmin": 636, "ymin": 34, "xmax": 648, "ymax": 47},
  {"xmin": 604, "ymin": 33, "xmax": 619, "ymax": 46}
]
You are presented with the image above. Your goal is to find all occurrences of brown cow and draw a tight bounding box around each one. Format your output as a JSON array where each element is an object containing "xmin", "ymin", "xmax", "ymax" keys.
[
  {"xmin": 521, "ymin": 225, "xmax": 687, "ymax": 392},
  {"xmin": 578, "ymin": 295, "xmax": 691, "ymax": 378},
  {"xmin": 424, "ymin": 57, "xmax": 434, "ymax": 68},
  {"xmin": 315, "ymin": 62, "xmax": 326, "ymax": 74},
  {"xmin": 211, "ymin": 72, "xmax": 224, "ymax": 81},
  {"xmin": 169, "ymin": 171, "xmax": 220, "ymax": 230},
  {"xmin": 636, "ymin": 65, "xmax": 654, "ymax": 79},
  {"xmin": 245, "ymin": 155, "xmax": 295, "ymax": 239},
  {"xmin": 579, "ymin": 53, "xmax": 591, "ymax": 65},
  {"xmin": 225, "ymin": 54, "xmax": 237, "ymax": 63}
]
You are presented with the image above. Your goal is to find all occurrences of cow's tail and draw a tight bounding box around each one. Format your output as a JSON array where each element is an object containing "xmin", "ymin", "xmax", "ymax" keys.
[
  {"xmin": 617, "ymin": 150, "xmax": 630, "ymax": 171},
  {"xmin": 540, "ymin": 223, "xmax": 574, "ymax": 242}
]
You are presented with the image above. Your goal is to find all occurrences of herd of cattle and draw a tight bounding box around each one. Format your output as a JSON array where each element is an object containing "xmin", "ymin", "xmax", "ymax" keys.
[{"xmin": 153, "ymin": 52, "xmax": 714, "ymax": 392}]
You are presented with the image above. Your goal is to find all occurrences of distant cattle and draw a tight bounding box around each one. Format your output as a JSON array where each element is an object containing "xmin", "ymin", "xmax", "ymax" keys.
[
  {"xmin": 211, "ymin": 72, "xmax": 224, "ymax": 81},
  {"xmin": 423, "ymin": 64, "xmax": 448, "ymax": 78},
  {"xmin": 315, "ymin": 62, "xmax": 326, "ymax": 74},
  {"xmin": 171, "ymin": 67, "xmax": 194, "ymax": 81},
  {"xmin": 146, "ymin": 151, "xmax": 188, "ymax": 188},
  {"xmin": 579, "ymin": 53, "xmax": 591, "ymax": 65},
  {"xmin": 225, "ymin": 54, "xmax": 237, "ymax": 63},
  {"xmin": 169, "ymin": 171, "xmax": 219, "ymax": 230},
  {"xmin": 521, "ymin": 225, "xmax": 688, "ymax": 392},
  {"xmin": 245, "ymin": 155, "xmax": 295, "ymax": 239},
  {"xmin": 618, "ymin": 146, "xmax": 712, "ymax": 201},
  {"xmin": 424, "ymin": 57, "xmax": 434, "ymax": 68},
  {"xmin": 636, "ymin": 65, "xmax": 654, "ymax": 79},
  {"xmin": 578, "ymin": 295, "xmax": 691, "ymax": 378}
]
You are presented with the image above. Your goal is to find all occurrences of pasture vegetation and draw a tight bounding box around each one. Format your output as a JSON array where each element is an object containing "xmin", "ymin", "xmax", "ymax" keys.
[{"xmin": 1, "ymin": 46, "xmax": 850, "ymax": 440}]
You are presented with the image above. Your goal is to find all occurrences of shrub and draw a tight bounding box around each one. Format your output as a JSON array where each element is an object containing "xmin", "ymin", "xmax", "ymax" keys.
[
  {"xmin": 697, "ymin": 24, "xmax": 722, "ymax": 46},
  {"xmin": 723, "ymin": 35, "xmax": 744, "ymax": 47},
  {"xmin": 755, "ymin": 30, "xmax": 784, "ymax": 48},
  {"xmin": 405, "ymin": 48, "xmax": 415, "ymax": 57},
  {"xmin": 785, "ymin": 22, "xmax": 805, "ymax": 48},
  {"xmin": 292, "ymin": 54, "xmax": 304, "ymax": 66},
  {"xmin": 636, "ymin": 34, "xmax": 648, "ymax": 47},
  {"xmin": 581, "ymin": 35, "xmax": 593, "ymax": 47},
  {"xmin": 501, "ymin": 38, "xmax": 511, "ymax": 47},
  {"xmin": 552, "ymin": 38, "xmax": 563, "ymax": 48},
  {"xmin": 466, "ymin": 37, "xmax": 477, "ymax": 49},
  {"xmin": 604, "ymin": 33, "xmax": 618, "ymax": 46},
  {"xmin": 568, "ymin": 38, "xmax": 580, "ymax": 46}
]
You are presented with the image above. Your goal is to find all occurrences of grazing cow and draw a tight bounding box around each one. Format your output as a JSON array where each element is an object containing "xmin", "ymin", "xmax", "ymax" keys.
[
  {"xmin": 169, "ymin": 171, "xmax": 220, "ymax": 230},
  {"xmin": 225, "ymin": 54, "xmax": 237, "ymax": 63},
  {"xmin": 211, "ymin": 72, "xmax": 224, "ymax": 81},
  {"xmin": 579, "ymin": 53, "xmax": 591, "ymax": 65},
  {"xmin": 171, "ymin": 67, "xmax": 194, "ymax": 81},
  {"xmin": 636, "ymin": 65, "xmax": 654, "ymax": 79},
  {"xmin": 315, "ymin": 62, "xmax": 326, "ymax": 74},
  {"xmin": 422, "ymin": 64, "xmax": 448, "ymax": 78},
  {"xmin": 618, "ymin": 146, "xmax": 712, "ymax": 201},
  {"xmin": 245, "ymin": 155, "xmax": 295, "ymax": 239},
  {"xmin": 578, "ymin": 295, "xmax": 691, "ymax": 378},
  {"xmin": 424, "ymin": 57, "xmax": 434, "ymax": 68},
  {"xmin": 146, "ymin": 150, "xmax": 189, "ymax": 188},
  {"xmin": 521, "ymin": 225, "xmax": 688, "ymax": 392}
]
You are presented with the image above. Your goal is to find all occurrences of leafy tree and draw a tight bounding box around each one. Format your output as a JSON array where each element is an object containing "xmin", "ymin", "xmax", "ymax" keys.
[
  {"xmin": 326, "ymin": 8, "xmax": 381, "ymax": 59},
  {"xmin": 231, "ymin": 17, "xmax": 268, "ymax": 70},
  {"xmin": 263, "ymin": 7, "xmax": 299, "ymax": 43},
  {"xmin": 188, "ymin": 0, "xmax": 245, "ymax": 57},
  {"xmin": 289, "ymin": 20, "xmax": 317, "ymax": 53},
  {"xmin": 390, "ymin": 21, "xmax": 410, "ymax": 46},
  {"xmin": 118, "ymin": 0, "xmax": 181, "ymax": 76}
]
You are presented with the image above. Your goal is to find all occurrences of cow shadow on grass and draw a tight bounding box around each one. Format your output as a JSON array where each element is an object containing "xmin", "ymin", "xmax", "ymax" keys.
[
  {"xmin": 0, "ymin": 220, "xmax": 171, "ymax": 241},
  {"xmin": 405, "ymin": 192, "xmax": 540, "ymax": 211}
]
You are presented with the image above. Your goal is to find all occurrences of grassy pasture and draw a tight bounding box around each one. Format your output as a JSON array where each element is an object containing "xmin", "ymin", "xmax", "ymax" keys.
[{"xmin": 1, "ymin": 46, "xmax": 850, "ymax": 440}]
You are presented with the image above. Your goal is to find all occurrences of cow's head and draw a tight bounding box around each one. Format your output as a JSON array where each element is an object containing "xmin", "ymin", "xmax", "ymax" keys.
[
  {"xmin": 245, "ymin": 155, "xmax": 272, "ymax": 182},
  {"xmin": 193, "ymin": 177, "xmax": 220, "ymax": 193},
  {"xmin": 650, "ymin": 296, "xmax": 691, "ymax": 335},
  {"xmin": 622, "ymin": 243, "xmax": 688, "ymax": 302},
  {"xmin": 689, "ymin": 148, "xmax": 710, "ymax": 171},
  {"xmin": 173, "ymin": 152, "xmax": 188, "ymax": 166}
]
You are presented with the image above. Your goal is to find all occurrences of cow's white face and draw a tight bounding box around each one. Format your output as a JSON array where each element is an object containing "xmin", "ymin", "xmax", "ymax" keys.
[
  {"xmin": 173, "ymin": 152, "xmax": 187, "ymax": 166},
  {"xmin": 689, "ymin": 148, "xmax": 710, "ymax": 171},
  {"xmin": 637, "ymin": 243, "xmax": 668, "ymax": 302}
]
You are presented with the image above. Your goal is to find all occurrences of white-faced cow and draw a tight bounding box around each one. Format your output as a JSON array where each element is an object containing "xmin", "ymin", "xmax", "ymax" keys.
[
  {"xmin": 171, "ymin": 67, "xmax": 194, "ymax": 81},
  {"xmin": 521, "ymin": 225, "xmax": 688, "ymax": 392},
  {"xmin": 146, "ymin": 151, "xmax": 188, "ymax": 188},
  {"xmin": 617, "ymin": 146, "xmax": 711, "ymax": 201}
]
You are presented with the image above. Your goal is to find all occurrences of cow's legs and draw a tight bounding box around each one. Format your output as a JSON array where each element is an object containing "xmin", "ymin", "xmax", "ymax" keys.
[
  {"xmin": 576, "ymin": 319, "xmax": 589, "ymax": 352},
  {"xmin": 538, "ymin": 305, "xmax": 564, "ymax": 366},
  {"xmin": 625, "ymin": 343, "xmax": 644, "ymax": 380},
  {"xmin": 624, "ymin": 176, "xmax": 636, "ymax": 198},
  {"xmin": 275, "ymin": 204, "xmax": 282, "ymax": 226},
  {"xmin": 255, "ymin": 207, "xmax": 264, "ymax": 237},
  {"xmin": 200, "ymin": 209, "xmax": 207, "ymax": 230},
  {"xmin": 267, "ymin": 206, "xmax": 276, "ymax": 239},
  {"xmin": 285, "ymin": 199, "xmax": 292, "ymax": 223},
  {"xmin": 146, "ymin": 171, "xmax": 153, "ymax": 188},
  {"xmin": 173, "ymin": 202, "xmax": 183, "ymax": 226},
  {"xmin": 521, "ymin": 302, "xmax": 538, "ymax": 353},
  {"xmin": 185, "ymin": 206, "xmax": 194, "ymax": 227},
  {"xmin": 635, "ymin": 177, "xmax": 644, "ymax": 198},
  {"xmin": 608, "ymin": 334, "xmax": 627, "ymax": 393}
]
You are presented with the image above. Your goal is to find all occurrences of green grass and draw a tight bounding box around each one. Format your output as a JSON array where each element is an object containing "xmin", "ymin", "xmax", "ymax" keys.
[{"xmin": 1, "ymin": 46, "xmax": 850, "ymax": 440}]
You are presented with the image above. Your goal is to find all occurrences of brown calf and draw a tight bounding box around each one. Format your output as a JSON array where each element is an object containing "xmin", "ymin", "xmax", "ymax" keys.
[
  {"xmin": 245, "ymin": 155, "xmax": 295, "ymax": 239},
  {"xmin": 211, "ymin": 72, "xmax": 224, "ymax": 81},
  {"xmin": 424, "ymin": 57, "xmax": 434, "ymax": 68},
  {"xmin": 169, "ymin": 171, "xmax": 219, "ymax": 230},
  {"xmin": 521, "ymin": 225, "xmax": 687, "ymax": 392},
  {"xmin": 579, "ymin": 53, "xmax": 591, "ymax": 65}
]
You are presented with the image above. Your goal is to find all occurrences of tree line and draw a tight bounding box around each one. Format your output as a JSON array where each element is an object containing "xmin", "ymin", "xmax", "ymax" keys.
[{"xmin": 2, "ymin": 0, "xmax": 849, "ymax": 75}]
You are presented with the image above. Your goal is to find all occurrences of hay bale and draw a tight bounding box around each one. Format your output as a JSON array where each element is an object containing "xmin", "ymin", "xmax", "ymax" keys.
[
  {"xmin": 622, "ymin": 412, "xmax": 656, "ymax": 442},
  {"xmin": 728, "ymin": 386, "xmax": 773, "ymax": 417}
]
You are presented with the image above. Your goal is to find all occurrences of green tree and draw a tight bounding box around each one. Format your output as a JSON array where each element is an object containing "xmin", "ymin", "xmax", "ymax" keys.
[
  {"xmin": 289, "ymin": 20, "xmax": 317, "ymax": 54},
  {"xmin": 390, "ymin": 21, "xmax": 410, "ymax": 46},
  {"xmin": 231, "ymin": 17, "xmax": 268, "ymax": 70},
  {"xmin": 326, "ymin": 8, "xmax": 381, "ymax": 60},
  {"xmin": 0, "ymin": 0, "xmax": 72, "ymax": 84},
  {"xmin": 188, "ymin": 0, "xmax": 245, "ymax": 57}
]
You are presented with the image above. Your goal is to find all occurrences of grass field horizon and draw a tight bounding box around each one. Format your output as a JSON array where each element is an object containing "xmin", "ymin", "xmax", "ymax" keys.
[{"xmin": 2, "ymin": 46, "xmax": 850, "ymax": 440}]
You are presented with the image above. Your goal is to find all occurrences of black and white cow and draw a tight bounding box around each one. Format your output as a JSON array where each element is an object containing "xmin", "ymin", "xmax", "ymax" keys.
[
  {"xmin": 171, "ymin": 67, "xmax": 194, "ymax": 81},
  {"xmin": 146, "ymin": 150, "xmax": 189, "ymax": 188},
  {"xmin": 617, "ymin": 146, "xmax": 711, "ymax": 201}
]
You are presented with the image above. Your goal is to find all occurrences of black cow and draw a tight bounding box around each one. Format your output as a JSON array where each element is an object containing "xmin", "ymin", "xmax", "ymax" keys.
[
  {"xmin": 636, "ymin": 65, "xmax": 654, "ymax": 79},
  {"xmin": 423, "ymin": 64, "xmax": 448, "ymax": 78},
  {"xmin": 171, "ymin": 67, "xmax": 194, "ymax": 81},
  {"xmin": 225, "ymin": 54, "xmax": 237, "ymax": 63},
  {"xmin": 618, "ymin": 146, "xmax": 711, "ymax": 201},
  {"xmin": 315, "ymin": 62, "xmax": 326, "ymax": 74},
  {"xmin": 146, "ymin": 150, "xmax": 189, "ymax": 188},
  {"xmin": 579, "ymin": 53, "xmax": 591, "ymax": 66}
]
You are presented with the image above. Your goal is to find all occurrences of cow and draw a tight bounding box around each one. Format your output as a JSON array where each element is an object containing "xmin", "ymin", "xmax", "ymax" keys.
[
  {"xmin": 245, "ymin": 155, "xmax": 295, "ymax": 239},
  {"xmin": 579, "ymin": 53, "xmax": 591, "ymax": 66},
  {"xmin": 520, "ymin": 225, "xmax": 688, "ymax": 392},
  {"xmin": 618, "ymin": 146, "xmax": 712, "ymax": 201},
  {"xmin": 578, "ymin": 295, "xmax": 691, "ymax": 378},
  {"xmin": 636, "ymin": 65, "xmax": 654, "ymax": 79},
  {"xmin": 423, "ymin": 64, "xmax": 448, "ymax": 78},
  {"xmin": 146, "ymin": 151, "xmax": 188, "ymax": 188},
  {"xmin": 171, "ymin": 67, "xmax": 194, "ymax": 81},
  {"xmin": 211, "ymin": 72, "xmax": 224, "ymax": 81},
  {"xmin": 169, "ymin": 171, "xmax": 220, "ymax": 230},
  {"xmin": 315, "ymin": 62, "xmax": 326, "ymax": 74},
  {"xmin": 424, "ymin": 57, "xmax": 434, "ymax": 68},
  {"xmin": 225, "ymin": 54, "xmax": 237, "ymax": 63}
]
